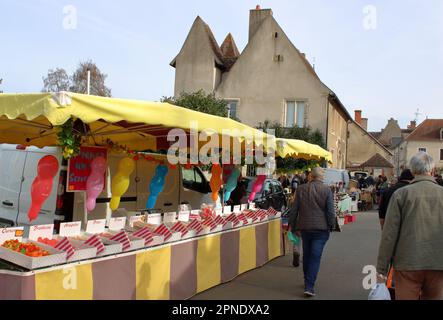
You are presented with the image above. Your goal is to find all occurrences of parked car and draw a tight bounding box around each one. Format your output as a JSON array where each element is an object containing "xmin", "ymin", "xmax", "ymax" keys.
[{"xmin": 240, "ymin": 177, "xmax": 288, "ymax": 211}]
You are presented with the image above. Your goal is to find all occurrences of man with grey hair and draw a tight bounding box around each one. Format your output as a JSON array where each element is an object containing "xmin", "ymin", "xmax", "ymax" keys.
[
  {"xmin": 289, "ymin": 166, "xmax": 336, "ymax": 297},
  {"xmin": 377, "ymin": 152, "xmax": 443, "ymax": 300}
]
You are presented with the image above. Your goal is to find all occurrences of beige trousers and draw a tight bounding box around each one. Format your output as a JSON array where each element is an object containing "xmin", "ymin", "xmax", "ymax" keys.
[{"xmin": 395, "ymin": 270, "xmax": 443, "ymax": 300}]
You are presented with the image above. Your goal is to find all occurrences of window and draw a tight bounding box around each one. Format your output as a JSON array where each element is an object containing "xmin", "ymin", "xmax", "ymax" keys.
[
  {"xmin": 418, "ymin": 147, "xmax": 427, "ymax": 153},
  {"xmin": 440, "ymin": 149, "xmax": 443, "ymax": 161},
  {"xmin": 226, "ymin": 100, "xmax": 238, "ymax": 119},
  {"xmin": 181, "ymin": 166, "xmax": 208, "ymax": 193},
  {"xmin": 285, "ymin": 100, "xmax": 306, "ymax": 127},
  {"xmin": 440, "ymin": 128, "xmax": 443, "ymax": 140}
]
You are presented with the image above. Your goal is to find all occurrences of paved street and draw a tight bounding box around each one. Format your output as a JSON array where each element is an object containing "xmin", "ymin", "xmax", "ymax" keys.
[{"xmin": 192, "ymin": 210, "xmax": 381, "ymax": 300}]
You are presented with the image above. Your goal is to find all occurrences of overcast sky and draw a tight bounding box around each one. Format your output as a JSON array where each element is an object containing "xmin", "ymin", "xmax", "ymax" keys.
[{"xmin": 1, "ymin": 0, "xmax": 442, "ymax": 131}]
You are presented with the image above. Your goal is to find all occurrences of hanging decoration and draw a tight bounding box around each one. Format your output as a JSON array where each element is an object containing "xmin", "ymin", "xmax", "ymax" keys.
[
  {"xmin": 223, "ymin": 166, "xmax": 241, "ymax": 202},
  {"xmin": 209, "ymin": 164, "xmax": 223, "ymax": 202},
  {"xmin": 248, "ymin": 175, "xmax": 266, "ymax": 202},
  {"xmin": 110, "ymin": 157, "xmax": 135, "ymax": 210},
  {"xmin": 28, "ymin": 155, "xmax": 60, "ymax": 222},
  {"xmin": 146, "ymin": 164, "xmax": 169, "ymax": 209},
  {"xmin": 57, "ymin": 119, "xmax": 82, "ymax": 159},
  {"xmin": 85, "ymin": 156, "xmax": 107, "ymax": 212}
]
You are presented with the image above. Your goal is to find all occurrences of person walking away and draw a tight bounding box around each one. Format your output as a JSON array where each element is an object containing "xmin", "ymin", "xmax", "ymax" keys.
[
  {"xmin": 378, "ymin": 169, "xmax": 414, "ymax": 229},
  {"xmin": 377, "ymin": 152, "xmax": 443, "ymax": 300},
  {"xmin": 289, "ymin": 167, "xmax": 336, "ymax": 297}
]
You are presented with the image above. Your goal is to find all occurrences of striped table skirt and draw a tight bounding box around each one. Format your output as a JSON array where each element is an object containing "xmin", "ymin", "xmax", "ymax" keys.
[{"xmin": 0, "ymin": 219, "xmax": 283, "ymax": 300}]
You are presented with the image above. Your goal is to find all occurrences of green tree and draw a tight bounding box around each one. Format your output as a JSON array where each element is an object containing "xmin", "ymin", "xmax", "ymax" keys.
[{"xmin": 161, "ymin": 90, "xmax": 238, "ymax": 120}]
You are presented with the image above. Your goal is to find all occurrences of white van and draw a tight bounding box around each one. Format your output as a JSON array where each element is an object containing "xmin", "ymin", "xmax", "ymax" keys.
[{"xmin": 0, "ymin": 144, "xmax": 217, "ymax": 228}]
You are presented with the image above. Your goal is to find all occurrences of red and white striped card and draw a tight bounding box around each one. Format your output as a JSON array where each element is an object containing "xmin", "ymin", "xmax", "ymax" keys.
[
  {"xmin": 171, "ymin": 221, "xmax": 189, "ymax": 237},
  {"xmin": 225, "ymin": 213, "xmax": 241, "ymax": 227},
  {"xmin": 154, "ymin": 224, "xmax": 173, "ymax": 241},
  {"xmin": 190, "ymin": 210, "xmax": 201, "ymax": 220},
  {"xmin": 236, "ymin": 213, "xmax": 249, "ymax": 225},
  {"xmin": 132, "ymin": 227, "xmax": 154, "ymax": 245},
  {"xmin": 214, "ymin": 215, "xmax": 228, "ymax": 227},
  {"xmin": 55, "ymin": 236, "xmax": 75, "ymax": 259},
  {"xmin": 109, "ymin": 230, "xmax": 131, "ymax": 251},
  {"xmin": 255, "ymin": 209, "xmax": 268, "ymax": 220},
  {"xmin": 82, "ymin": 234, "xmax": 105, "ymax": 255},
  {"xmin": 267, "ymin": 207, "xmax": 279, "ymax": 216},
  {"xmin": 244, "ymin": 210, "xmax": 259, "ymax": 222},
  {"xmin": 202, "ymin": 218, "xmax": 217, "ymax": 231},
  {"xmin": 188, "ymin": 219, "xmax": 204, "ymax": 234}
]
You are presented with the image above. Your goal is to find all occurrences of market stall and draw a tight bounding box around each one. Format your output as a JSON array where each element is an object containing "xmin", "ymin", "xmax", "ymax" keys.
[{"xmin": 0, "ymin": 215, "xmax": 282, "ymax": 300}]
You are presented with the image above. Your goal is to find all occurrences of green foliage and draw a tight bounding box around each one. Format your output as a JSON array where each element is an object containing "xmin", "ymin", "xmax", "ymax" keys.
[
  {"xmin": 57, "ymin": 119, "xmax": 82, "ymax": 159},
  {"xmin": 162, "ymin": 90, "xmax": 239, "ymax": 120},
  {"xmin": 257, "ymin": 120, "xmax": 326, "ymax": 172}
]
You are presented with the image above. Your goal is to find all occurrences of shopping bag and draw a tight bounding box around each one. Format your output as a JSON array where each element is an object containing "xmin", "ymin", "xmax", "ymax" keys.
[
  {"xmin": 287, "ymin": 231, "xmax": 300, "ymax": 246},
  {"xmin": 368, "ymin": 283, "xmax": 391, "ymax": 300}
]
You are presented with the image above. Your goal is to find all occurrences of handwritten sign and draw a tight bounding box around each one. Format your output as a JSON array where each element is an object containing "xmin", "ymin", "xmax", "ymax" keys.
[
  {"xmin": 215, "ymin": 208, "xmax": 223, "ymax": 216},
  {"xmin": 67, "ymin": 146, "xmax": 108, "ymax": 192},
  {"xmin": 29, "ymin": 224, "xmax": 54, "ymax": 241},
  {"xmin": 109, "ymin": 217, "xmax": 126, "ymax": 231},
  {"xmin": 223, "ymin": 206, "xmax": 232, "ymax": 215},
  {"xmin": 241, "ymin": 204, "xmax": 247, "ymax": 211},
  {"xmin": 0, "ymin": 227, "xmax": 24, "ymax": 244},
  {"xmin": 249, "ymin": 203, "xmax": 256, "ymax": 209},
  {"xmin": 129, "ymin": 215, "xmax": 144, "ymax": 228},
  {"xmin": 233, "ymin": 205, "xmax": 241, "ymax": 213},
  {"xmin": 147, "ymin": 213, "xmax": 162, "ymax": 225},
  {"xmin": 59, "ymin": 221, "xmax": 81, "ymax": 237},
  {"xmin": 178, "ymin": 211, "xmax": 190, "ymax": 222},
  {"xmin": 163, "ymin": 212, "xmax": 177, "ymax": 224},
  {"xmin": 86, "ymin": 219, "xmax": 106, "ymax": 234}
]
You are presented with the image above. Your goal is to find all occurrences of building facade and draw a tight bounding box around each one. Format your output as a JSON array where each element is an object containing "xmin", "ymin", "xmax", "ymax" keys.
[{"xmin": 170, "ymin": 7, "xmax": 351, "ymax": 168}]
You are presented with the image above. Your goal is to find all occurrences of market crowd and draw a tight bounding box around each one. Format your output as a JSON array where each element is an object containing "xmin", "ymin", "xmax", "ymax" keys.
[{"xmin": 286, "ymin": 151, "xmax": 443, "ymax": 300}]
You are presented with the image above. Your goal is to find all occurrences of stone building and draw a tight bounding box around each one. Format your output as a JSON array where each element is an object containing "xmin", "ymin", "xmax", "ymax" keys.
[{"xmin": 170, "ymin": 6, "xmax": 352, "ymax": 168}]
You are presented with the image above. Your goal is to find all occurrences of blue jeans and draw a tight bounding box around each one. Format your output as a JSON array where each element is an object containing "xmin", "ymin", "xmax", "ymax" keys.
[{"xmin": 301, "ymin": 230, "xmax": 330, "ymax": 290}]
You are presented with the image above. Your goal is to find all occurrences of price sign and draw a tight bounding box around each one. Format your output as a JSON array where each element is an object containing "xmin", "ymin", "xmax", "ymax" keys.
[
  {"xmin": 0, "ymin": 227, "xmax": 24, "ymax": 244},
  {"xmin": 178, "ymin": 211, "xmax": 190, "ymax": 222},
  {"xmin": 215, "ymin": 208, "xmax": 223, "ymax": 216},
  {"xmin": 163, "ymin": 212, "xmax": 177, "ymax": 224},
  {"xmin": 86, "ymin": 219, "xmax": 106, "ymax": 234},
  {"xmin": 129, "ymin": 215, "xmax": 144, "ymax": 228},
  {"xmin": 249, "ymin": 203, "xmax": 256, "ymax": 209},
  {"xmin": 241, "ymin": 204, "xmax": 247, "ymax": 211},
  {"xmin": 147, "ymin": 213, "xmax": 162, "ymax": 225},
  {"xmin": 109, "ymin": 217, "xmax": 126, "ymax": 231},
  {"xmin": 59, "ymin": 221, "xmax": 81, "ymax": 237},
  {"xmin": 29, "ymin": 224, "xmax": 54, "ymax": 241},
  {"xmin": 233, "ymin": 205, "xmax": 241, "ymax": 213},
  {"xmin": 223, "ymin": 206, "xmax": 232, "ymax": 215}
]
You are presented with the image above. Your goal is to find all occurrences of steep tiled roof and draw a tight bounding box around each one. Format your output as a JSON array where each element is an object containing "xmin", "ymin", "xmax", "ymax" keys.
[
  {"xmin": 361, "ymin": 153, "xmax": 394, "ymax": 168},
  {"xmin": 220, "ymin": 33, "xmax": 240, "ymax": 71},
  {"xmin": 406, "ymin": 119, "xmax": 443, "ymax": 141}
]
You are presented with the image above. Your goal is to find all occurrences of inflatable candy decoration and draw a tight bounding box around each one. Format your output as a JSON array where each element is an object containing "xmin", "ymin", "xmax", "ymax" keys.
[
  {"xmin": 248, "ymin": 174, "xmax": 266, "ymax": 202},
  {"xmin": 222, "ymin": 164, "xmax": 234, "ymax": 184},
  {"xmin": 28, "ymin": 155, "xmax": 59, "ymax": 222},
  {"xmin": 146, "ymin": 164, "xmax": 168, "ymax": 209},
  {"xmin": 223, "ymin": 166, "xmax": 241, "ymax": 202},
  {"xmin": 110, "ymin": 157, "xmax": 135, "ymax": 210},
  {"xmin": 86, "ymin": 156, "xmax": 107, "ymax": 212},
  {"xmin": 209, "ymin": 164, "xmax": 223, "ymax": 202}
]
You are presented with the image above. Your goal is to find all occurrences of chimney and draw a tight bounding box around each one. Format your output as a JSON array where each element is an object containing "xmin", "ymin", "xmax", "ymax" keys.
[
  {"xmin": 408, "ymin": 120, "xmax": 417, "ymax": 130},
  {"xmin": 361, "ymin": 118, "xmax": 368, "ymax": 131},
  {"xmin": 249, "ymin": 6, "xmax": 273, "ymax": 41},
  {"xmin": 354, "ymin": 110, "xmax": 362, "ymax": 126}
]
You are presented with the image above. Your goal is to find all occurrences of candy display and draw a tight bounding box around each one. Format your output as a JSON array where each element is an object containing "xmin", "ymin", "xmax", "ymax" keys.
[
  {"xmin": 37, "ymin": 237, "xmax": 58, "ymax": 248},
  {"xmin": 2, "ymin": 240, "xmax": 50, "ymax": 257}
]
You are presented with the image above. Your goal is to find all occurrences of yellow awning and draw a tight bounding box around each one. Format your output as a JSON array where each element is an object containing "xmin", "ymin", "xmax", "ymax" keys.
[
  {"xmin": 276, "ymin": 138, "xmax": 332, "ymax": 163},
  {"xmin": 0, "ymin": 92, "xmax": 271, "ymax": 152}
]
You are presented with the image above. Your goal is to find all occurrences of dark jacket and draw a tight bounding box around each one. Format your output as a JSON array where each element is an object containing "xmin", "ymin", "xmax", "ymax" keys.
[
  {"xmin": 289, "ymin": 180, "xmax": 336, "ymax": 231},
  {"xmin": 378, "ymin": 180, "xmax": 410, "ymax": 220}
]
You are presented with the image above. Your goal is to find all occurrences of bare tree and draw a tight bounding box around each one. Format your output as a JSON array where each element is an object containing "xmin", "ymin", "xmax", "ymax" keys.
[
  {"xmin": 70, "ymin": 60, "xmax": 111, "ymax": 97},
  {"xmin": 42, "ymin": 68, "xmax": 70, "ymax": 92}
]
